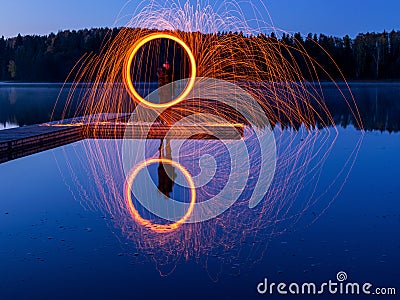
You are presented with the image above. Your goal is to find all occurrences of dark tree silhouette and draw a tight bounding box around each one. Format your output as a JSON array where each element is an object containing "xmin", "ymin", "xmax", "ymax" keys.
[{"xmin": 0, "ymin": 28, "xmax": 400, "ymax": 82}]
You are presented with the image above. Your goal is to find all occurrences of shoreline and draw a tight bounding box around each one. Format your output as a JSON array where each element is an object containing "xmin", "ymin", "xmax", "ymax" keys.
[{"xmin": 1, "ymin": 80, "xmax": 400, "ymax": 85}]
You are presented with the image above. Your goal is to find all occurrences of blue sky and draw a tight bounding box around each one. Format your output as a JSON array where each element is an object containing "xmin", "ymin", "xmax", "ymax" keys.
[{"xmin": 1, "ymin": 0, "xmax": 399, "ymax": 38}]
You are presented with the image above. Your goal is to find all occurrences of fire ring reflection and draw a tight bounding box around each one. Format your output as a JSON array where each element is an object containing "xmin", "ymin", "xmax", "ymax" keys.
[{"xmin": 124, "ymin": 158, "xmax": 196, "ymax": 233}]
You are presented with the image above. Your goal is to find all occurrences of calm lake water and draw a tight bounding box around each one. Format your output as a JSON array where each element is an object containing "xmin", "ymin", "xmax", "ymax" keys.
[{"xmin": 0, "ymin": 83, "xmax": 399, "ymax": 299}]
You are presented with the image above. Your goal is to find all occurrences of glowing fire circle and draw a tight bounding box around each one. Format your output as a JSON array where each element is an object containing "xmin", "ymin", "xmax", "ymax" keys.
[
  {"xmin": 123, "ymin": 32, "xmax": 197, "ymax": 108},
  {"xmin": 124, "ymin": 158, "xmax": 196, "ymax": 233}
]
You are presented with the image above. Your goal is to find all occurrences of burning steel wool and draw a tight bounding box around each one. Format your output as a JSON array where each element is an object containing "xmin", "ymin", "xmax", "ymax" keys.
[{"xmin": 54, "ymin": 0, "xmax": 364, "ymax": 274}]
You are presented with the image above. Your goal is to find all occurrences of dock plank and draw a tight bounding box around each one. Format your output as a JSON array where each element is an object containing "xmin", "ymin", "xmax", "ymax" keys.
[{"xmin": 0, "ymin": 115, "xmax": 244, "ymax": 164}]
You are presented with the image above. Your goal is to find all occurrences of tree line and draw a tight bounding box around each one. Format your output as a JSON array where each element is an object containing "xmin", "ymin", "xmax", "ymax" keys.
[{"xmin": 0, "ymin": 28, "xmax": 400, "ymax": 82}]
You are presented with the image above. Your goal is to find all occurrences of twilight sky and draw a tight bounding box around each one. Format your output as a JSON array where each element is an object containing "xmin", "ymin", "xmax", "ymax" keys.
[{"xmin": 0, "ymin": 0, "xmax": 399, "ymax": 38}]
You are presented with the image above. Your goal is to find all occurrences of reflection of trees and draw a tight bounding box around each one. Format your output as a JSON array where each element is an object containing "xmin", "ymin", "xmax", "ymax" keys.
[
  {"xmin": 1, "ymin": 84, "xmax": 399, "ymax": 133},
  {"xmin": 323, "ymin": 84, "xmax": 400, "ymax": 133},
  {"xmin": 0, "ymin": 85, "xmax": 80, "ymax": 127},
  {"xmin": 162, "ymin": 86, "xmax": 400, "ymax": 133},
  {"xmin": 264, "ymin": 84, "xmax": 400, "ymax": 133}
]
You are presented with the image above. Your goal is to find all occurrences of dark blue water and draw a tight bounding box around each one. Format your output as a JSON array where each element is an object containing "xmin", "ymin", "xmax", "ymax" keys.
[{"xmin": 0, "ymin": 83, "xmax": 399, "ymax": 299}]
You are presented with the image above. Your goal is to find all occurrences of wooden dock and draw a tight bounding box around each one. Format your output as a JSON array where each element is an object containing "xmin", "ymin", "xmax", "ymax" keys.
[
  {"xmin": 0, "ymin": 114, "xmax": 244, "ymax": 164},
  {"xmin": 0, "ymin": 124, "xmax": 82, "ymax": 164}
]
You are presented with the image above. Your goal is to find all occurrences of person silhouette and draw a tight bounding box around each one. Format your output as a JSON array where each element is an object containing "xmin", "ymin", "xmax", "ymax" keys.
[
  {"xmin": 157, "ymin": 61, "xmax": 174, "ymax": 124},
  {"xmin": 157, "ymin": 61, "xmax": 173, "ymax": 104}
]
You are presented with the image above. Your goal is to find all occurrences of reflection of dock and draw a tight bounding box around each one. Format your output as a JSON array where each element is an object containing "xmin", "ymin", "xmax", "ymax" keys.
[{"xmin": 0, "ymin": 114, "xmax": 244, "ymax": 164}]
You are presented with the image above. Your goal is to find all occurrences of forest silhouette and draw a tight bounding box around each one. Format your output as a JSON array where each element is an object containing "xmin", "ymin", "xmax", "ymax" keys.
[{"xmin": 0, "ymin": 28, "xmax": 400, "ymax": 82}]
